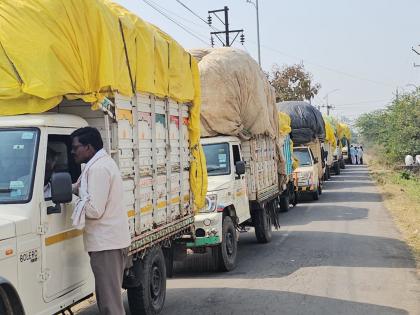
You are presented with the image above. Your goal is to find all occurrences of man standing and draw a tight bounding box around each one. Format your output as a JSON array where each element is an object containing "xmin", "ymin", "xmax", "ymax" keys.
[
  {"xmin": 71, "ymin": 127, "xmax": 131, "ymax": 315},
  {"xmin": 350, "ymin": 145, "xmax": 357, "ymax": 165},
  {"xmin": 357, "ymin": 146, "xmax": 364, "ymax": 165}
]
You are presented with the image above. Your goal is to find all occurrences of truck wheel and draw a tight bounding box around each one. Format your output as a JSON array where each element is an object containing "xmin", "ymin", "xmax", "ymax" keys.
[
  {"xmin": 318, "ymin": 181, "xmax": 322, "ymax": 195},
  {"xmin": 312, "ymin": 189, "xmax": 319, "ymax": 201},
  {"xmin": 327, "ymin": 166, "xmax": 331, "ymax": 179},
  {"xmin": 340, "ymin": 159, "xmax": 346, "ymax": 169},
  {"xmin": 279, "ymin": 195, "xmax": 289, "ymax": 212},
  {"xmin": 252, "ymin": 206, "xmax": 272, "ymax": 244},
  {"xmin": 213, "ymin": 216, "xmax": 238, "ymax": 271},
  {"xmin": 127, "ymin": 247, "xmax": 166, "ymax": 315},
  {"xmin": 334, "ymin": 163, "xmax": 340, "ymax": 175}
]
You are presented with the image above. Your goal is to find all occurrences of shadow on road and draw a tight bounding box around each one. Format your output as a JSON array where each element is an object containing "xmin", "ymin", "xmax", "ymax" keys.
[
  {"xmin": 324, "ymin": 181, "xmax": 375, "ymax": 189},
  {"xmin": 174, "ymin": 230, "xmax": 415, "ymax": 277},
  {"xmin": 280, "ymin": 205, "xmax": 368, "ymax": 226},
  {"xmin": 164, "ymin": 288, "xmax": 408, "ymax": 315},
  {"xmin": 310, "ymin": 191, "xmax": 383, "ymax": 203}
]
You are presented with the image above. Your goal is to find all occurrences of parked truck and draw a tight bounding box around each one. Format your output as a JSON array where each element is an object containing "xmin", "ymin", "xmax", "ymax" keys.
[
  {"xmin": 0, "ymin": 1, "xmax": 207, "ymax": 314},
  {"xmin": 277, "ymin": 101, "xmax": 326, "ymax": 200},
  {"xmin": 184, "ymin": 48, "xmax": 290, "ymax": 271},
  {"xmin": 323, "ymin": 118, "xmax": 339, "ymax": 178}
]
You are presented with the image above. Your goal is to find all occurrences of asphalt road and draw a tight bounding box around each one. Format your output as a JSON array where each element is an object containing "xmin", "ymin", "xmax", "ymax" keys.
[{"xmin": 76, "ymin": 165, "xmax": 420, "ymax": 315}]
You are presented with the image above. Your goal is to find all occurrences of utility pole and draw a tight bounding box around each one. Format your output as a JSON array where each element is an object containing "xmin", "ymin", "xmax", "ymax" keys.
[
  {"xmin": 246, "ymin": 0, "xmax": 261, "ymax": 66},
  {"xmin": 208, "ymin": 6, "xmax": 244, "ymax": 47},
  {"xmin": 412, "ymin": 46, "xmax": 420, "ymax": 67},
  {"xmin": 322, "ymin": 89, "xmax": 339, "ymax": 115}
]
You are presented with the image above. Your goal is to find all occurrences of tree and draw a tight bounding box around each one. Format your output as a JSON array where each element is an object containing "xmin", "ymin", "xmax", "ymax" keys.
[
  {"xmin": 268, "ymin": 63, "xmax": 321, "ymax": 102},
  {"xmin": 356, "ymin": 89, "xmax": 420, "ymax": 163}
]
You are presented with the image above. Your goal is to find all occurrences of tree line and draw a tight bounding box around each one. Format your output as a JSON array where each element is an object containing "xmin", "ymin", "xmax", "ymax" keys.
[{"xmin": 356, "ymin": 90, "xmax": 420, "ymax": 163}]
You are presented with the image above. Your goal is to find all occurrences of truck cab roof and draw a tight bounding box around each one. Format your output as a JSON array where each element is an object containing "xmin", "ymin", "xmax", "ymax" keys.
[
  {"xmin": 201, "ymin": 135, "xmax": 241, "ymax": 145},
  {"xmin": 0, "ymin": 113, "xmax": 88, "ymax": 129}
]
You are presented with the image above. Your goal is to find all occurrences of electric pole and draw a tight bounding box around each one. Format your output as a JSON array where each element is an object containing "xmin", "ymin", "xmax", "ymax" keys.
[
  {"xmin": 208, "ymin": 6, "xmax": 244, "ymax": 47},
  {"xmin": 412, "ymin": 45, "xmax": 420, "ymax": 68}
]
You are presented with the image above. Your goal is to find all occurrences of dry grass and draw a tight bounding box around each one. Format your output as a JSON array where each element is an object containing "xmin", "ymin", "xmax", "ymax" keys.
[{"xmin": 366, "ymin": 153, "xmax": 420, "ymax": 271}]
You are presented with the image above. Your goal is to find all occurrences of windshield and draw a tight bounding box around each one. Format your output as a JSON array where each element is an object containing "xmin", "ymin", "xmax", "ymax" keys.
[
  {"xmin": 0, "ymin": 129, "xmax": 39, "ymax": 204},
  {"xmin": 294, "ymin": 149, "xmax": 312, "ymax": 167},
  {"xmin": 203, "ymin": 143, "xmax": 230, "ymax": 176}
]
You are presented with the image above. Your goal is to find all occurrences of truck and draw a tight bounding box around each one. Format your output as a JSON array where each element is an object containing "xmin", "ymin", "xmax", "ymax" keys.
[
  {"xmin": 293, "ymin": 145, "xmax": 322, "ymax": 200},
  {"xmin": 277, "ymin": 101, "xmax": 326, "ymax": 200},
  {"xmin": 323, "ymin": 118, "xmax": 339, "ymax": 178},
  {"xmin": 184, "ymin": 48, "xmax": 289, "ymax": 271},
  {"xmin": 0, "ymin": 1, "xmax": 206, "ymax": 314}
]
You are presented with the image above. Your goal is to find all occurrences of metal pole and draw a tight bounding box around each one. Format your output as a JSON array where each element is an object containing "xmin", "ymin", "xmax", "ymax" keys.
[
  {"xmin": 256, "ymin": 0, "xmax": 261, "ymax": 66},
  {"xmin": 224, "ymin": 6, "xmax": 230, "ymax": 46}
]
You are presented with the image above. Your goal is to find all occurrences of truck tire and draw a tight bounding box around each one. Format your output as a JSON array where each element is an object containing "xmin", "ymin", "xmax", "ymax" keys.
[
  {"xmin": 279, "ymin": 195, "xmax": 289, "ymax": 212},
  {"xmin": 0, "ymin": 287, "xmax": 13, "ymax": 315},
  {"xmin": 252, "ymin": 206, "xmax": 272, "ymax": 244},
  {"xmin": 213, "ymin": 216, "xmax": 238, "ymax": 271},
  {"xmin": 327, "ymin": 166, "xmax": 331, "ymax": 179},
  {"xmin": 334, "ymin": 162, "xmax": 340, "ymax": 175},
  {"xmin": 340, "ymin": 159, "xmax": 346, "ymax": 169},
  {"xmin": 312, "ymin": 189, "xmax": 319, "ymax": 201},
  {"xmin": 127, "ymin": 247, "xmax": 166, "ymax": 315}
]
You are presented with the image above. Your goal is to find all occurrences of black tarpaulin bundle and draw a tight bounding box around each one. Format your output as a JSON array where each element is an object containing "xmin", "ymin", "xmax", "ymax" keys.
[{"xmin": 276, "ymin": 101, "xmax": 326, "ymax": 145}]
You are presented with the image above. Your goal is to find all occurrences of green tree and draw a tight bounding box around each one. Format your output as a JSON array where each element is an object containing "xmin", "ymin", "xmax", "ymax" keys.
[
  {"xmin": 356, "ymin": 89, "xmax": 420, "ymax": 163},
  {"xmin": 268, "ymin": 63, "xmax": 321, "ymax": 102}
]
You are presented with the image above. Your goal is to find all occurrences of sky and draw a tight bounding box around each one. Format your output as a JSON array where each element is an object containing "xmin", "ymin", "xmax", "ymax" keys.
[{"xmin": 115, "ymin": 0, "xmax": 420, "ymax": 122}]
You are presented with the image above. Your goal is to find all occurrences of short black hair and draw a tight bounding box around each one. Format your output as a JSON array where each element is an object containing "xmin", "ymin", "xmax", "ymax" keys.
[{"xmin": 71, "ymin": 127, "xmax": 103, "ymax": 151}]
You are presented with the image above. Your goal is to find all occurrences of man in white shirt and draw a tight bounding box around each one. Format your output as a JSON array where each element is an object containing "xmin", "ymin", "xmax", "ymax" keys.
[
  {"xmin": 71, "ymin": 127, "xmax": 131, "ymax": 315},
  {"xmin": 350, "ymin": 145, "xmax": 357, "ymax": 165}
]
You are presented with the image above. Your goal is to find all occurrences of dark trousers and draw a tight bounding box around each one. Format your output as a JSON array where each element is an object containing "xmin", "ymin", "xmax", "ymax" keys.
[{"xmin": 89, "ymin": 248, "xmax": 128, "ymax": 315}]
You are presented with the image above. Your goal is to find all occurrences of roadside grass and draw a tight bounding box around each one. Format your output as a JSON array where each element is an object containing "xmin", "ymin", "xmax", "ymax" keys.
[{"xmin": 365, "ymin": 152, "xmax": 420, "ymax": 270}]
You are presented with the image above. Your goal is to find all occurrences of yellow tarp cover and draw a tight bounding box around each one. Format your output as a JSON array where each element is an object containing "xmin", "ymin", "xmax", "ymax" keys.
[
  {"xmin": 0, "ymin": 0, "xmax": 207, "ymax": 209},
  {"xmin": 324, "ymin": 120, "xmax": 336, "ymax": 146},
  {"xmin": 337, "ymin": 123, "xmax": 351, "ymax": 141},
  {"xmin": 278, "ymin": 112, "xmax": 292, "ymax": 136}
]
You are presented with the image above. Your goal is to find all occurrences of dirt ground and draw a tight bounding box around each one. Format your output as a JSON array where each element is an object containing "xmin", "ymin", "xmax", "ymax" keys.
[{"xmin": 365, "ymin": 154, "xmax": 420, "ymax": 272}]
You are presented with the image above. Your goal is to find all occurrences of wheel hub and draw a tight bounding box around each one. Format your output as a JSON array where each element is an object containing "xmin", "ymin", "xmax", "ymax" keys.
[
  {"xmin": 151, "ymin": 265, "xmax": 162, "ymax": 299},
  {"xmin": 225, "ymin": 231, "xmax": 234, "ymax": 256}
]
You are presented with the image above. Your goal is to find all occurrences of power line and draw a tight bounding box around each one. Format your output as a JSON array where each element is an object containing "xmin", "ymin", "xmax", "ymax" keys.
[
  {"xmin": 334, "ymin": 98, "xmax": 392, "ymax": 107},
  {"xmin": 142, "ymin": 0, "xmax": 209, "ymax": 46},
  {"xmin": 175, "ymin": 0, "xmax": 211, "ymax": 27},
  {"xmin": 246, "ymin": 40, "xmax": 395, "ymax": 88},
  {"xmin": 146, "ymin": 0, "xmax": 208, "ymax": 31},
  {"xmin": 175, "ymin": 0, "xmax": 224, "ymax": 37}
]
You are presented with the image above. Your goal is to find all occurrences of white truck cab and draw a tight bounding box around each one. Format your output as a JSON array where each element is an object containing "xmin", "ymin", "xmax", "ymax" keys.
[
  {"xmin": 293, "ymin": 146, "xmax": 321, "ymax": 201},
  {"xmin": 187, "ymin": 136, "xmax": 250, "ymax": 271},
  {"xmin": 186, "ymin": 135, "xmax": 279, "ymax": 271},
  {"xmin": 0, "ymin": 114, "xmax": 94, "ymax": 315}
]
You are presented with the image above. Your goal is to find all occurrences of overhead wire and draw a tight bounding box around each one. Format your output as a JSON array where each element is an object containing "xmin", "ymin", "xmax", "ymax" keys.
[{"xmin": 142, "ymin": 0, "xmax": 209, "ymax": 46}]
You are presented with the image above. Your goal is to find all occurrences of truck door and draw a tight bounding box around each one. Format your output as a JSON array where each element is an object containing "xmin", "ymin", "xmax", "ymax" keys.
[
  {"xmin": 40, "ymin": 129, "xmax": 92, "ymax": 302},
  {"xmin": 232, "ymin": 144, "xmax": 250, "ymax": 222}
]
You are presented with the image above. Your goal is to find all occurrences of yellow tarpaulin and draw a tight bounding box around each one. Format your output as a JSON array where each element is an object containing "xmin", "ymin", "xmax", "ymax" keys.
[
  {"xmin": 324, "ymin": 120, "xmax": 336, "ymax": 146},
  {"xmin": 278, "ymin": 112, "xmax": 292, "ymax": 136},
  {"xmin": 0, "ymin": 0, "xmax": 207, "ymax": 209},
  {"xmin": 337, "ymin": 123, "xmax": 351, "ymax": 141}
]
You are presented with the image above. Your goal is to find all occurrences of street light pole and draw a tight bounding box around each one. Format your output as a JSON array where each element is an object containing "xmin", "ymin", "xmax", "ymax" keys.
[
  {"xmin": 246, "ymin": 0, "xmax": 261, "ymax": 66},
  {"xmin": 323, "ymin": 89, "xmax": 340, "ymax": 115}
]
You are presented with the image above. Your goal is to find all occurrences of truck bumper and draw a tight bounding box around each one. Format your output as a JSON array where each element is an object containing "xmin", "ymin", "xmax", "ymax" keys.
[
  {"xmin": 295, "ymin": 185, "xmax": 315, "ymax": 192},
  {"xmin": 188, "ymin": 212, "xmax": 223, "ymax": 248}
]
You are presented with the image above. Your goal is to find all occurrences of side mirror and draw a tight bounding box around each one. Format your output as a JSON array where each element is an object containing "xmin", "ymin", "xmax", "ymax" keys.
[
  {"xmin": 313, "ymin": 157, "xmax": 319, "ymax": 164},
  {"xmin": 48, "ymin": 172, "xmax": 72, "ymax": 215},
  {"xmin": 235, "ymin": 161, "xmax": 246, "ymax": 176}
]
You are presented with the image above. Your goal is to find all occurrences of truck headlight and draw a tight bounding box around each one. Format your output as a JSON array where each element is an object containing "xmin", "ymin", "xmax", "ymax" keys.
[{"xmin": 201, "ymin": 194, "xmax": 218, "ymax": 213}]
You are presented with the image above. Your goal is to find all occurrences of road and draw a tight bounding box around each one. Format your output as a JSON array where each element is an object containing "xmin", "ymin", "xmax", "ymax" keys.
[{"xmin": 76, "ymin": 165, "xmax": 420, "ymax": 315}]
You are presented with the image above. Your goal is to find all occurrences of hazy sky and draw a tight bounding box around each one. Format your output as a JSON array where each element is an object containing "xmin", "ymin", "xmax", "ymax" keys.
[{"xmin": 115, "ymin": 0, "xmax": 420, "ymax": 121}]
